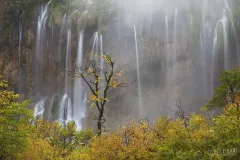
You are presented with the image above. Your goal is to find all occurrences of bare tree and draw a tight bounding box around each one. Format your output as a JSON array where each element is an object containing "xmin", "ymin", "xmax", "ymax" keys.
[
  {"xmin": 169, "ymin": 100, "xmax": 187, "ymax": 127},
  {"xmin": 75, "ymin": 54, "xmax": 125, "ymax": 135}
]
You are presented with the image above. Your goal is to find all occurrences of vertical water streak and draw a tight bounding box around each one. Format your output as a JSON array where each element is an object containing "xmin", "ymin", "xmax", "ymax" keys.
[
  {"xmin": 18, "ymin": 18, "xmax": 23, "ymax": 94},
  {"xmin": 66, "ymin": 97, "xmax": 73, "ymax": 123},
  {"xmin": 99, "ymin": 34, "xmax": 104, "ymax": 98},
  {"xmin": 212, "ymin": 9, "xmax": 229, "ymax": 93},
  {"xmin": 65, "ymin": 29, "xmax": 72, "ymax": 94},
  {"xmin": 172, "ymin": 8, "xmax": 178, "ymax": 103},
  {"xmin": 59, "ymin": 14, "xmax": 67, "ymax": 61},
  {"xmin": 100, "ymin": 34, "xmax": 104, "ymax": 70},
  {"xmin": 34, "ymin": 2, "xmax": 50, "ymax": 119},
  {"xmin": 224, "ymin": 0, "xmax": 239, "ymax": 61},
  {"xmin": 59, "ymin": 94, "xmax": 68, "ymax": 123},
  {"xmin": 59, "ymin": 29, "xmax": 72, "ymax": 125},
  {"xmin": 73, "ymin": 30, "xmax": 85, "ymax": 130},
  {"xmin": 201, "ymin": 0, "xmax": 208, "ymax": 98},
  {"xmin": 134, "ymin": 25, "xmax": 143, "ymax": 116},
  {"xmin": 35, "ymin": 2, "xmax": 50, "ymax": 97},
  {"xmin": 165, "ymin": 11, "xmax": 171, "ymax": 111},
  {"xmin": 34, "ymin": 98, "xmax": 46, "ymax": 119},
  {"xmin": 91, "ymin": 32, "xmax": 98, "ymax": 60},
  {"xmin": 222, "ymin": 9, "xmax": 229, "ymax": 70},
  {"xmin": 213, "ymin": 10, "xmax": 229, "ymax": 71},
  {"xmin": 212, "ymin": 30, "xmax": 218, "ymax": 95},
  {"xmin": 165, "ymin": 11, "xmax": 169, "ymax": 69},
  {"xmin": 47, "ymin": 94, "xmax": 56, "ymax": 120}
]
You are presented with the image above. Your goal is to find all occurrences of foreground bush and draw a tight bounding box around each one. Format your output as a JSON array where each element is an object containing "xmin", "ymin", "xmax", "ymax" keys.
[
  {"xmin": 0, "ymin": 76, "xmax": 32, "ymax": 160},
  {"xmin": 2, "ymin": 68, "xmax": 240, "ymax": 160}
]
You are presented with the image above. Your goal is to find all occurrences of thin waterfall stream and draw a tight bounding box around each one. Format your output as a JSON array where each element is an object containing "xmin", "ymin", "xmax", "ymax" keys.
[{"xmin": 134, "ymin": 25, "xmax": 143, "ymax": 116}]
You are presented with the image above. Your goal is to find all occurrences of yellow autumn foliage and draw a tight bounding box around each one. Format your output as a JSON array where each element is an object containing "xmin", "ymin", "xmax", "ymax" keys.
[{"xmin": 86, "ymin": 121, "xmax": 153, "ymax": 160}]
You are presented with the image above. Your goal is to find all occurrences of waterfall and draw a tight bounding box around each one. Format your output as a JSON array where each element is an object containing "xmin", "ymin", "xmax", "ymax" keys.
[
  {"xmin": 222, "ymin": 9, "xmax": 229, "ymax": 70},
  {"xmin": 171, "ymin": 8, "xmax": 178, "ymax": 106},
  {"xmin": 165, "ymin": 11, "xmax": 171, "ymax": 111},
  {"xmin": 34, "ymin": 98, "xmax": 46, "ymax": 119},
  {"xmin": 34, "ymin": 2, "xmax": 50, "ymax": 119},
  {"xmin": 18, "ymin": 18, "xmax": 23, "ymax": 94},
  {"xmin": 28, "ymin": 0, "xmax": 240, "ymax": 127},
  {"xmin": 65, "ymin": 29, "xmax": 72, "ymax": 93},
  {"xmin": 58, "ymin": 29, "xmax": 72, "ymax": 125},
  {"xmin": 47, "ymin": 94, "xmax": 56, "ymax": 120},
  {"xmin": 59, "ymin": 14, "xmax": 67, "ymax": 61},
  {"xmin": 224, "ymin": 0, "xmax": 239, "ymax": 62},
  {"xmin": 100, "ymin": 34, "xmax": 103, "ymax": 68},
  {"xmin": 201, "ymin": 0, "xmax": 208, "ymax": 98},
  {"xmin": 213, "ymin": 10, "xmax": 229, "ymax": 69},
  {"xmin": 91, "ymin": 32, "xmax": 99, "ymax": 60},
  {"xmin": 66, "ymin": 97, "xmax": 73, "ymax": 123},
  {"xmin": 73, "ymin": 30, "xmax": 86, "ymax": 130},
  {"xmin": 99, "ymin": 34, "xmax": 104, "ymax": 98},
  {"xmin": 212, "ymin": 9, "xmax": 229, "ymax": 93},
  {"xmin": 35, "ymin": 3, "xmax": 50, "ymax": 96},
  {"xmin": 134, "ymin": 25, "xmax": 143, "ymax": 116},
  {"xmin": 59, "ymin": 94, "xmax": 68, "ymax": 123}
]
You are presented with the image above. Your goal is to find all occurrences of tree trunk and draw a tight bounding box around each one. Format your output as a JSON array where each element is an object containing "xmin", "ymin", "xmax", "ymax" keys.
[
  {"xmin": 97, "ymin": 110, "xmax": 104, "ymax": 136},
  {"xmin": 97, "ymin": 119, "xmax": 102, "ymax": 136}
]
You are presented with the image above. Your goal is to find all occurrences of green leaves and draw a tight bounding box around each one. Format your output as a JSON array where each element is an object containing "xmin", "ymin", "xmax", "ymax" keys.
[
  {"xmin": 206, "ymin": 67, "xmax": 240, "ymax": 110},
  {"xmin": 0, "ymin": 76, "xmax": 32, "ymax": 159}
]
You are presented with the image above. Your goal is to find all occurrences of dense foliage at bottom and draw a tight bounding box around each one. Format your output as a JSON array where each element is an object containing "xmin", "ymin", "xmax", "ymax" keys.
[{"xmin": 1, "ymin": 67, "xmax": 240, "ymax": 160}]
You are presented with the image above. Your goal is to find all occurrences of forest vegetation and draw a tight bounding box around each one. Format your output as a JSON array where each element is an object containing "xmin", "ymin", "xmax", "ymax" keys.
[{"xmin": 1, "ymin": 64, "xmax": 240, "ymax": 160}]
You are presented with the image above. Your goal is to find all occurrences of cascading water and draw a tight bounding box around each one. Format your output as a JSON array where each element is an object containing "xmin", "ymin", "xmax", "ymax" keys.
[
  {"xmin": 100, "ymin": 34, "xmax": 104, "ymax": 68},
  {"xmin": 212, "ymin": 9, "xmax": 229, "ymax": 93},
  {"xmin": 200, "ymin": 0, "xmax": 207, "ymax": 98},
  {"xmin": 29, "ymin": 0, "xmax": 240, "ymax": 128},
  {"xmin": 36, "ymin": 2, "xmax": 50, "ymax": 94},
  {"xmin": 34, "ymin": 98, "xmax": 46, "ymax": 119},
  {"xmin": 165, "ymin": 11, "xmax": 171, "ymax": 110},
  {"xmin": 171, "ymin": 8, "xmax": 178, "ymax": 107},
  {"xmin": 46, "ymin": 94, "xmax": 56, "ymax": 119},
  {"xmin": 73, "ymin": 30, "xmax": 86, "ymax": 130},
  {"xmin": 59, "ymin": 94, "xmax": 68, "ymax": 123},
  {"xmin": 134, "ymin": 25, "xmax": 143, "ymax": 116},
  {"xmin": 91, "ymin": 32, "xmax": 99, "ymax": 60},
  {"xmin": 65, "ymin": 29, "xmax": 72, "ymax": 94},
  {"xmin": 224, "ymin": 0, "xmax": 239, "ymax": 48},
  {"xmin": 99, "ymin": 34, "xmax": 104, "ymax": 98},
  {"xmin": 59, "ymin": 14, "xmax": 67, "ymax": 61},
  {"xmin": 34, "ymin": 2, "xmax": 50, "ymax": 119},
  {"xmin": 18, "ymin": 18, "xmax": 23, "ymax": 94},
  {"xmin": 58, "ymin": 28, "xmax": 73, "ymax": 124}
]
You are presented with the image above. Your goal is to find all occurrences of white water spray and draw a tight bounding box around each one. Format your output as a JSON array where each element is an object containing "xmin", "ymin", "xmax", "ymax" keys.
[
  {"xmin": 34, "ymin": 2, "xmax": 50, "ymax": 119},
  {"xmin": 18, "ymin": 19, "xmax": 23, "ymax": 94},
  {"xmin": 34, "ymin": 98, "xmax": 46, "ymax": 119},
  {"xmin": 134, "ymin": 25, "xmax": 143, "ymax": 116},
  {"xmin": 73, "ymin": 30, "xmax": 86, "ymax": 130},
  {"xmin": 91, "ymin": 32, "xmax": 99, "ymax": 60}
]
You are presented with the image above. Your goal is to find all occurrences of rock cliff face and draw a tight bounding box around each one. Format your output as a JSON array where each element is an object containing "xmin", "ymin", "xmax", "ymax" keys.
[{"xmin": 1, "ymin": 0, "xmax": 240, "ymax": 129}]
